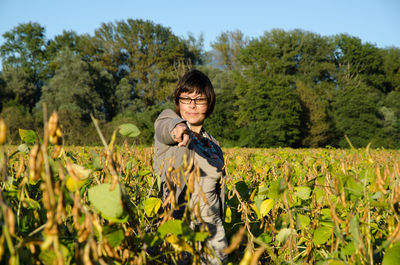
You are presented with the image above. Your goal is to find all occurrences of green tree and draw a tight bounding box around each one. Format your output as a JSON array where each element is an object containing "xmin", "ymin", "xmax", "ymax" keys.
[
  {"xmin": 0, "ymin": 22, "xmax": 48, "ymax": 110},
  {"xmin": 45, "ymin": 31, "xmax": 116, "ymax": 121},
  {"xmin": 84, "ymin": 19, "xmax": 199, "ymax": 108},
  {"xmin": 201, "ymin": 66, "xmax": 239, "ymax": 146},
  {"xmin": 1, "ymin": 66, "xmax": 37, "ymax": 110},
  {"xmin": 332, "ymin": 83, "xmax": 383, "ymax": 148},
  {"xmin": 295, "ymin": 32, "xmax": 336, "ymax": 147},
  {"xmin": 210, "ymin": 30, "xmax": 249, "ymax": 70},
  {"xmin": 330, "ymin": 34, "xmax": 391, "ymax": 148},
  {"xmin": 237, "ymin": 75, "xmax": 302, "ymax": 147},
  {"xmin": 106, "ymin": 102, "xmax": 173, "ymax": 145},
  {"xmin": 38, "ymin": 49, "xmax": 104, "ymax": 144},
  {"xmin": 89, "ymin": 61, "xmax": 114, "ymax": 120},
  {"xmin": 0, "ymin": 74, "xmax": 5, "ymax": 110},
  {"xmin": 183, "ymin": 32, "xmax": 205, "ymax": 66},
  {"xmin": 380, "ymin": 91, "xmax": 400, "ymax": 148},
  {"xmin": 296, "ymin": 80, "xmax": 333, "ymax": 147},
  {"xmin": 1, "ymin": 99, "xmax": 36, "ymax": 144},
  {"xmin": 296, "ymin": 31, "xmax": 336, "ymax": 92},
  {"xmin": 334, "ymin": 34, "xmax": 386, "ymax": 92},
  {"xmin": 234, "ymin": 70, "xmax": 302, "ymax": 147},
  {"xmin": 234, "ymin": 30, "xmax": 303, "ymax": 147},
  {"xmin": 46, "ymin": 30, "xmax": 85, "ymax": 77},
  {"xmin": 381, "ymin": 47, "xmax": 400, "ymax": 92},
  {"xmin": 115, "ymin": 77, "xmax": 134, "ymax": 113}
]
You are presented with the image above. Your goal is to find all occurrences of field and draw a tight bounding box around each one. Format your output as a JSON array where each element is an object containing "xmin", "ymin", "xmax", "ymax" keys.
[{"xmin": 1, "ymin": 117, "xmax": 400, "ymax": 264}]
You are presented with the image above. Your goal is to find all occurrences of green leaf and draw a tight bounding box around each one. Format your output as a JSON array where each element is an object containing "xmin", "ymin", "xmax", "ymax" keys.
[
  {"xmin": 370, "ymin": 191, "xmax": 382, "ymax": 200},
  {"xmin": 256, "ymin": 183, "xmax": 269, "ymax": 196},
  {"xmin": 313, "ymin": 226, "xmax": 332, "ymax": 245},
  {"xmin": 0, "ymin": 152, "xmax": 4, "ymax": 171},
  {"xmin": 346, "ymin": 177, "xmax": 363, "ymax": 197},
  {"xmin": 342, "ymin": 242, "xmax": 355, "ymax": 256},
  {"xmin": 321, "ymin": 208, "xmax": 331, "ymax": 218},
  {"xmin": 194, "ymin": 232, "xmax": 209, "ymax": 242},
  {"xmin": 252, "ymin": 203, "xmax": 261, "ymax": 220},
  {"xmin": 138, "ymin": 169, "xmax": 152, "ymax": 176},
  {"xmin": 24, "ymin": 197, "xmax": 41, "ymax": 210},
  {"xmin": 17, "ymin": 143, "xmax": 30, "ymax": 154},
  {"xmin": 257, "ymin": 233, "xmax": 272, "ymax": 244},
  {"xmin": 276, "ymin": 228, "xmax": 296, "ymax": 243},
  {"xmin": 268, "ymin": 178, "xmax": 286, "ymax": 199},
  {"xmin": 260, "ymin": 199, "xmax": 274, "ymax": 217},
  {"xmin": 118, "ymin": 123, "xmax": 140, "ymax": 137},
  {"xmin": 225, "ymin": 206, "xmax": 232, "ymax": 223},
  {"xmin": 103, "ymin": 227, "xmax": 125, "ymax": 247},
  {"xmin": 254, "ymin": 200, "xmax": 267, "ymax": 216},
  {"xmin": 383, "ymin": 242, "xmax": 400, "ymax": 265},
  {"xmin": 143, "ymin": 197, "xmax": 161, "ymax": 217},
  {"xmin": 314, "ymin": 187, "xmax": 325, "ymax": 205},
  {"xmin": 39, "ymin": 243, "xmax": 71, "ymax": 265},
  {"xmin": 144, "ymin": 233, "xmax": 162, "ymax": 247},
  {"xmin": 349, "ymin": 216, "xmax": 360, "ymax": 248},
  {"xmin": 158, "ymin": 220, "xmax": 185, "ymax": 238},
  {"xmin": 90, "ymin": 150, "xmax": 102, "ymax": 170},
  {"xmin": 69, "ymin": 164, "xmax": 92, "ymax": 179},
  {"xmin": 323, "ymin": 260, "xmax": 346, "ymax": 265},
  {"xmin": 235, "ymin": 181, "xmax": 250, "ymax": 200},
  {"xmin": 297, "ymin": 214, "xmax": 311, "ymax": 229},
  {"xmin": 106, "ymin": 214, "xmax": 129, "ymax": 223},
  {"xmin": 158, "ymin": 220, "xmax": 208, "ymax": 242},
  {"xmin": 19, "ymin": 129, "xmax": 37, "ymax": 145},
  {"xmin": 295, "ymin": 186, "xmax": 312, "ymax": 200},
  {"xmin": 88, "ymin": 183, "xmax": 124, "ymax": 220},
  {"xmin": 125, "ymin": 160, "xmax": 136, "ymax": 171}
]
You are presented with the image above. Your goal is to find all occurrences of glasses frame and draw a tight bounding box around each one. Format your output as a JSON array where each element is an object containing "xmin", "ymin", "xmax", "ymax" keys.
[{"xmin": 179, "ymin": 97, "xmax": 208, "ymax": 105}]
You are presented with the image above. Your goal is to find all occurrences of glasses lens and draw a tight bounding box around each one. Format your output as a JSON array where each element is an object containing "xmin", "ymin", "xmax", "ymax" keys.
[
  {"xmin": 194, "ymin": 98, "xmax": 207, "ymax": 105},
  {"xmin": 179, "ymin": 97, "xmax": 207, "ymax": 105},
  {"xmin": 179, "ymin": 97, "xmax": 191, "ymax": 104}
]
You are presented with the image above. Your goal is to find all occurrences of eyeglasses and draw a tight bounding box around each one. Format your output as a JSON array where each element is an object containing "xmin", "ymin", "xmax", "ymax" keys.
[{"xmin": 179, "ymin": 97, "xmax": 208, "ymax": 105}]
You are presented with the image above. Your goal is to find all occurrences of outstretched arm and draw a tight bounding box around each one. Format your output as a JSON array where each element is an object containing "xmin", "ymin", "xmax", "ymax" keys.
[
  {"xmin": 170, "ymin": 123, "xmax": 190, "ymax": 147},
  {"xmin": 154, "ymin": 109, "xmax": 189, "ymax": 146}
]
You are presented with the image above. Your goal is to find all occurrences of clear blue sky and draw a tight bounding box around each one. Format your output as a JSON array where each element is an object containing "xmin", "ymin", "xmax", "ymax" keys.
[{"xmin": 0, "ymin": 0, "xmax": 399, "ymax": 51}]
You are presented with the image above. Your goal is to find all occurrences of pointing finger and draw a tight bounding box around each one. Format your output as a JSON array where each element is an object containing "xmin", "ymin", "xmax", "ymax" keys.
[
  {"xmin": 171, "ymin": 123, "xmax": 187, "ymax": 142},
  {"xmin": 178, "ymin": 133, "xmax": 189, "ymax": 147}
]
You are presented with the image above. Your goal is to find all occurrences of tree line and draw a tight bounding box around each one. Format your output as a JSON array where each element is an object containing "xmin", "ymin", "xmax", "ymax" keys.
[{"xmin": 0, "ymin": 20, "xmax": 399, "ymax": 148}]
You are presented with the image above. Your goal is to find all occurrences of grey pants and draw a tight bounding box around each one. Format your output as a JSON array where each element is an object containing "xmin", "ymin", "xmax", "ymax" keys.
[{"xmin": 190, "ymin": 219, "xmax": 228, "ymax": 265}]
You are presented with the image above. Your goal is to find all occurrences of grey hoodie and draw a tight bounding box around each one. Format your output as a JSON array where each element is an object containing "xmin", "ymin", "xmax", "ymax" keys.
[{"xmin": 153, "ymin": 109, "xmax": 225, "ymax": 218}]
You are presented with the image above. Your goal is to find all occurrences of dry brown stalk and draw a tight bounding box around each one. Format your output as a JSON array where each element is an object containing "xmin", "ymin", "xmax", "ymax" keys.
[
  {"xmin": 83, "ymin": 241, "xmax": 93, "ymax": 265},
  {"xmin": 188, "ymin": 171, "xmax": 195, "ymax": 193},
  {"xmin": 394, "ymin": 162, "xmax": 400, "ymax": 177},
  {"xmin": 223, "ymin": 226, "xmax": 245, "ymax": 254},
  {"xmin": 72, "ymin": 192, "xmax": 84, "ymax": 231},
  {"xmin": 55, "ymin": 186, "xmax": 65, "ymax": 225},
  {"xmin": 283, "ymin": 190, "xmax": 295, "ymax": 229},
  {"xmin": 0, "ymin": 118, "xmax": 6, "ymax": 145},
  {"xmin": 90, "ymin": 239, "xmax": 99, "ymax": 261},
  {"xmin": 387, "ymin": 221, "xmax": 400, "ymax": 242},
  {"xmin": 15, "ymin": 154, "xmax": 25, "ymax": 180},
  {"xmin": 329, "ymin": 203, "xmax": 344, "ymax": 225},
  {"xmin": 193, "ymin": 202, "xmax": 203, "ymax": 223},
  {"xmin": 6, "ymin": 207, "xmax": 15, "ymax": 236},
  {"xmin": 376, "ymin": 165, "xmax": 387, "ymax": 194},
  {"xmin": 393, "ymin": 184, "xmax": 400, "ymax": 206},
  {"xmin": 341, "ymin": 187, "xmax": 347, "ymax": 208},
  {"xmin": 29, "ymin": 144, "xmax": 43, "ymax": 182}
]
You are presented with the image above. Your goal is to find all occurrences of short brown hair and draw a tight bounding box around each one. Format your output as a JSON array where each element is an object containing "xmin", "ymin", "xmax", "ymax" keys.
[{"xmin": 174, "ymin": 69, "xmax": 215, "ymax": 118}]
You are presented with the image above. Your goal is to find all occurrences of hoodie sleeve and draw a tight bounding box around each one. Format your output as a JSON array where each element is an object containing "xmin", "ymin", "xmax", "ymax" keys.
[{"xmin": 154, "ymin": 109, "xmax": 186, "ymax": 145}]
